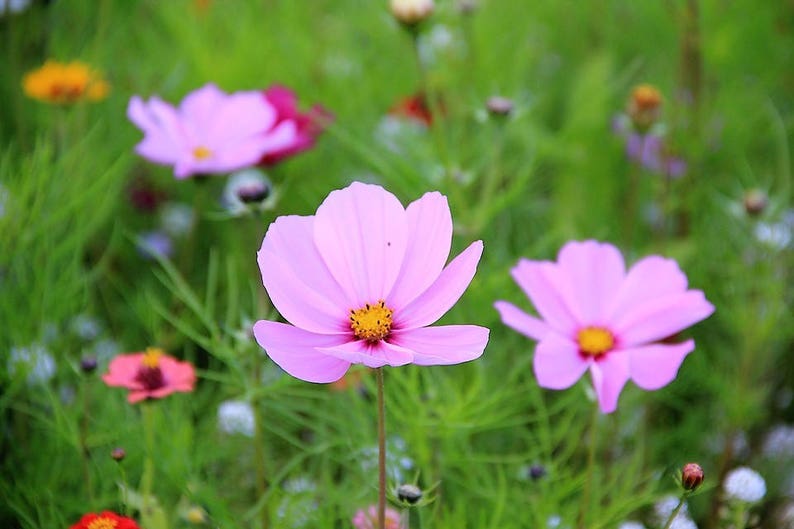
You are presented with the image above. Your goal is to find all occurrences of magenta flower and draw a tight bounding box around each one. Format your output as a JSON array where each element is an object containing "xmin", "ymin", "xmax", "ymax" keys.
[
  {"xmin": 102, "ymin": 348, "xmax": 196, "ymax": 403},
  {"xmin": 494, "ymin": 240, "xmax": 714, "ymax": 413},
  {"xmin": 127, "ymin": 83, "xmax": 298, "ymax": 179},
  {"xmin": 259, "ymin": 85, "xmax": 331, "ymax": 165},
  {"xmin": 253, "ymin": 182, "xmax": 489, "ymax": 382}
]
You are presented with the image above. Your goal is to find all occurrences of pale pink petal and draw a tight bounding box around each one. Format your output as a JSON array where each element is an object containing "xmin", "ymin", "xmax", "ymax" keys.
[
  {"xmin": 624, "ymin": 339, "xmax": 694, "ymax": 390},
  {"xmin": 511, "ymin": 259, "xmax": 579, "ymax": 335},
  {"xmin": 204, "ymin": 90, "xmax": 277, "ymax": 146},
  {"xmin": 102, "ymin": 354, "xmax": 145, "ymax": 387},
  {"xmin": 556, "ymin": 240, "xmax": 625, "ymax": 323},
  {"xmin": 613, "ymin": 290, "xmax": 714, "ymax": 346},
  {"xmin": 159, "ymin": 357, "xmax": 196, "ymax": 388},
  {"xmin": 253, "ymin": 320, "xmax": 351, "ymax": 383},
  {"xmin": 387, "ymin": 191, "xmax": 452, "ymax": 309},
  {"xmin": 607, "ymin": 256, "xmax": 691, "ymax": 322},
  {"xmin": 318, "ymin": 340, "xmax": 414, "ymax": 368},
  {"xmin": 127, "ymin": 390, "xmax": 150, "ymax": 403},
  {"xmin": 179, "ymin": 84, "xmax": 227, "ymax": 127},
  {"xmin": 128, "ymin": 97, "xmax": 183, "ymax": 165},
  {"xmin": 148, "ymin": 98, "xmax": 188, "ymax": 148},
  {"xmin": 313, "ymin": 182, "xmax": 408, "ymax": 306},
  {"xmin": 388, "ymin": 325, "xmax": 488, "ymax": 366},
  {"xmin": 589, "ymin": 352, "xmax": 630, "ymax": 413},
  {"xmin": 493, "ymin": 300, "xmax": 551, "ymax": 341},
  {"xmin": 532, "ymin": 334, "xmax": 589, "ymax": 389},
  {"xmin": 258, "ymin": 215, "xmax": 351, "ymax": 334},
  {"xmin": 394, "ymin": 240, "xmax": 482, "ymax": 329}
]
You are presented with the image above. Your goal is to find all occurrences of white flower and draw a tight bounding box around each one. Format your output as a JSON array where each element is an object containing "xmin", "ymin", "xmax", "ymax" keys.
[
  {"xmin": 724, "ymin": 466, "xmax": 766, "ymax": 503},
  {"xmin": 617, "ymin": 522, "xmax": 645, "ymax": 529},
  {"xmin": 8, "ymin": 344, "xmax": 56, "ymax": 385},
  {"xmin": 0, "ymin": 0, "xmax": 32, "ymax": 15},
  {"xmin": 160, "ymin": 202, "xmax": 195, "ymax": 237},
  {"xmin": 390, "ymin": 0, "xmax": 434, "ymax": 25},
  {"xmin": 71, "ymin": 313, "xmax": 102, "ymax": 341},
  {"xmin": 217, "ymin": 400, "xmax": 256, "ymax": 437},
  {"xmin": 763, "ymin": 424, "xmax": 794, "ymax": 459}
]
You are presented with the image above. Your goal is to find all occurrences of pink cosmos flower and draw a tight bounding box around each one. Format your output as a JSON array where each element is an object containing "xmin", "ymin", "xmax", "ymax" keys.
[
  {"xmin": 259, "ymin": 85, "xmax": 331, "ymax": 165},
  {"xmin": 253, "ymin": 182, "xmax": 489, "ymax": 382},
  {"xmin": 102, "ymin": 348, "xmax": 196, "ymax": 403},
  {"xmin": 127, "ymin": 83, "xmax": 298, "ymax": 179},
  {"xmin": 494, "ymin": 240, "xmax": 714, "ymax": 413},
  {"xmin": 352, "ymin": 505, "xmax": 404, "ymax": 529}
]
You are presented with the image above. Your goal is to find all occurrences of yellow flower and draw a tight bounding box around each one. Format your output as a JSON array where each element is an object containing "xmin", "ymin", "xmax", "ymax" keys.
[{"xmin": 23, "ymin": 60, "xmax": 109, "ymax": 104}]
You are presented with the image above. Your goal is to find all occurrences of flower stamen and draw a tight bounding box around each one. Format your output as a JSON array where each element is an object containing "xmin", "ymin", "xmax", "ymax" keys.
[
  {"xmin": 350, "ymin": 300, "xmax": 393, "ymax": 343},
  {"xmin": 87, "ymin": 518, "xmax": 118, "ymax": 529},
  {"xmin": 577, "ymin": 326, "xmax": 614, "ymax": 357},
  {"xmin": 192, "ymin": 146, "xmax": 212, "ymax": 160},
  {"xmin": 135, "ymin": 347, "xmax": 166, "ymax": 390}
]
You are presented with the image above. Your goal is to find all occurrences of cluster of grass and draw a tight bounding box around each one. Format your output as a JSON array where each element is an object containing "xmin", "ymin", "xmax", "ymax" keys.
[{"xmin": 1, "ymin": 1, "xmax": 793, "ymax": 528}]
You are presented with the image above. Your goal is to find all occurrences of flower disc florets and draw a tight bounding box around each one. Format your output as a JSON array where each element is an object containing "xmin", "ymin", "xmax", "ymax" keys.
[{"xmin": 350, "ymin": 301, "xmax": 394, "ymax": 343}]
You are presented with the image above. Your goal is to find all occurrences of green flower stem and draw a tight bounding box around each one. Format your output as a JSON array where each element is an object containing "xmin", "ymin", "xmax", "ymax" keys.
[
  {"xmin": 79, "ymin": 376, "xmax": 95, "ymax": 505},
  {"xmin": 116, "ymin": 460, "xmax": 130, "ymax": 516},
  {"xmin": 141, "ymin": 402, "xmax": 156, "ymax": 518},
  {"xmin": 661, "ymin": 495, "xmax": 687, "ymax": 529},
  {"xmin": 578, "ymin": 404, "xmax": 600, "ymax": 529},
  {"xmin": 253, "ymin": 363, "xmax": 270, "ymax": 529},
  {"xmin": 377, "ymin": 367, "xmax": 387, "ymax": 529}
]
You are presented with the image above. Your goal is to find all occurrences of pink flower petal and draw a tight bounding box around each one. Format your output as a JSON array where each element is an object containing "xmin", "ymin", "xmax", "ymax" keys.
[
  {"xmin": 127, "ymin": 390, "xmax": 150, "ymax": 404},
  {"xmin": 624, "ymin": 339, "xmax": 694, "ymax": 390},
  {"xmin": 613, "ymin": 290, "xmax": 714, "ymax": 346},
  {"xmin": 556, "ymin": 240, "xmax": 625, "ymax": 323},
  {"xmin": 589, "ymin": 352, "xmax": 630, "ymax": 413},
  {"xmin": 313, "ymin": 182, "xmax": 409, "ymax": 306},
  {"xmin": 258, "ymin": 215, "xmax": 351, "ymax": 334},
  {"xmin": 532, "ymin": 334, "xmax": 589, "ymax": 389},
  {"xmin": 318, "ymin": 340, "xmax": 414, "ymax": 368},
  {"xmin": 387, "ymin": 191, "xmax": 453, "ymax": 309},
  {"xmin": 389, "ymin": 325, "xmax": 488, "ymax": 366},
  {"xmin": 102, "ymin": 354, "xmax": 145, "ymax": 387},
  {"xmin": 511, "ymin": 259, "xmax": 579, "ymax": 336},
  {"xmin": 253, "ymin": 320, "xmax": 351, "ymax": 383},
  {"xmin": 394, "ymin": 240, "xmax": 483, "ymax": 329},
  {"xmin": 493, "ymin": 300, "xmax": 551, "ymax": 341},
  {"xmin": 606, "ymin": 255, "xmax": 689, "ymax": 323}
]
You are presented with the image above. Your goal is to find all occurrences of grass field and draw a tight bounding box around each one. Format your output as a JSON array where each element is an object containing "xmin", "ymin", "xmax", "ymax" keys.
[{"xmin": 1, "ymin": 1, "xmax": 793, "ymax": 528}]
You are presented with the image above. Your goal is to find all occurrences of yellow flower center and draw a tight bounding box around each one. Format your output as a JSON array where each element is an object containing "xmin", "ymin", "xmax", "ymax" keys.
[
  {"xmin": 87, "ymin": 517, "xmax": 118, "ymax": 529},
  {"xmin": 192, "ymin": 146, "xmax": 212, "ymax": 160},
  {"xmin": 141, "ymin": 347, "xmax": 164, "ymax": 368},
  {"xmin": 577, "ymin": 326, "xmax": 614, "ymax": 357},
  {"xmin": 631, "ymin": 84, "xmax": 662, "ymax": 111},
  {"xmin": 350, "ymin": 300, "xmax": 394, "ymax": 343}
]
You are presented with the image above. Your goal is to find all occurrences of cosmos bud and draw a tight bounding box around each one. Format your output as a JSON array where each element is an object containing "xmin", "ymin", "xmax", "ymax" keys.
[
  {"xmin": 486, "ymin": 96, "xmax": 514, "ymax": 117},
  {"xmin": 390, "ymin": 0, "xmax": 434, "ymax": 26},
  {"xmin": 681, "ymin": 462, "xmax": 704, "ymax": 491},
  {"xmin": 743, "ymin": 189, "xmax": 768, "ymax": 217},
  {"xmin": 111, "ymin": 447, "xmax": 126, "ymax": 462},
  {"xmin": 397, "ymin": 483, "xmax": 423, "ymax": 504},
  {"xmin": 628, "ymin": 84, "xmax": 662, "ymax": 132},
  {"xmin": 80, "ymin": 356, "xmax": 98, "ymax": 373}
]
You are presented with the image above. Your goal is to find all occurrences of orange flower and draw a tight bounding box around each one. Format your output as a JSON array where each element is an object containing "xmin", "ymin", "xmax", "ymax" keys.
[{"xmin": 23, "ymin": 60, "xmax": 109, "ymax": 104}]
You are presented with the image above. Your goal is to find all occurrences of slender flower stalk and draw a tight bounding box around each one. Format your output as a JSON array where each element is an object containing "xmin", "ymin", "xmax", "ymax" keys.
[
  {"xmin": 377, "ymin": 367, "xmax": 387, "ymax": 529},
  {"xmin": 578, "ymin": 404, "xmax": 600, "ymax": 529},
  {"xmin": 79, "ymin": 376, "xmax": 95, "ymax": 504},
  {"xmin": 661, "ymin": 496, "xmax": 687, "ymax": 529}
]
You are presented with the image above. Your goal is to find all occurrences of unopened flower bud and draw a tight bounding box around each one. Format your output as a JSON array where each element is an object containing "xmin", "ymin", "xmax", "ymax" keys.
[
  {"xmin": 390, "ymin": 0, "xmax": 434, "ymax": 26},
  {"xmin": 628, "ymin": 84, "xmax": 662, "ymax": 132},
  {"xmin": 397, "ymin": 483, "xmax": 423, "ymax": 504},
  {"xmin": 743, "ymin": 189, "xmax": 768, "ymax": 216},
  {"xmin": 111, "ymin": 447, "xmax": 126, "ymax": 461},
  {"xmin": 486, "ymin": 96, "xmax": 514, "ymax": 117},
  {"xmin": 80, "ymin": 355, "xmax": 98, "ymax": 373},
  {"xmin": 457, "ymin": 0, "xmax": 477, "ymax": 14},
  {"xmin": 681, "ymin": 462, "xmax": 704, "ymax": 491},
  {"xmin": 529, "ymin": 464, "xmax": 547, "ymax": 481}
]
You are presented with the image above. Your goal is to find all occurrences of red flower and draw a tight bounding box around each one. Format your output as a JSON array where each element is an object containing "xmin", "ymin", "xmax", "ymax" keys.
[
  {"xmin": 259, "ymin": 85, "xmax": 332, "ymax": 165},
  {"xmin": 388, "ymin": 92, "xmax": 433, "ymax": 126},
  {"xmin": 69, "ymin": 511, "xmax": 140, "ymax": 529},
  {"xmin": 102, "ymin": 348, "xmax": 196, "ymax": 403}
]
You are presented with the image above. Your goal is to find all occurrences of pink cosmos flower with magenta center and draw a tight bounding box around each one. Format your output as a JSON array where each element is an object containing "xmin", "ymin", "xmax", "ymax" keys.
[
  {"xmin": 259, "ymin": 85, "xmax": 331, "ymax": 165},
  {"xmin": 495, "ymin": 240, "xmax": 714, "ymax": 413},
  {"xmin": 102, "ymin": 348, "xmax": 196, "ymax": 403},
  {"xmin": 253, "ymin": 182, "xmax": 489, "ymax": 382},
  {"xmin": 127, "ymin": 83, "xmax": 298, "ymax": 179},
  {"xmin": 352, "ymin": 505, "xmax": 404, "ymax": 529}
]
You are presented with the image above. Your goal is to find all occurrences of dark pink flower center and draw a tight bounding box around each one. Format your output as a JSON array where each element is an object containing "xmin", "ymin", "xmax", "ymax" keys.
[{"xmin": 134, "ymin": 348, "xmax": 166, "ymax": 390}]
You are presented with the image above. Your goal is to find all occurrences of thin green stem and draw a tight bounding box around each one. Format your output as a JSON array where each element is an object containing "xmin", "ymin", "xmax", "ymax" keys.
[
  {"xmin": 79, "ymin": 378, "xmax": 95, "ymax": 505},
  {"xmin": 578, "ymin": 404, "xmax": 600, "ymax": 529},
  {"xmin": 141, "ymin": 402, "xmax": 156, "ymax": 517},
  {"xmin": 116, "ymin": 461, "xmax": 129, "ymax": 516},
  {"xmin": 661, "ymin": 496, "xmax": 686, "ymax": 529},
  {"xmin": 377, "ymin": 367, "xmax": 387, "ymax": 529},
  {"xmin": 253, "ymin": 368, "xmax": 270, "ymax": 529}
]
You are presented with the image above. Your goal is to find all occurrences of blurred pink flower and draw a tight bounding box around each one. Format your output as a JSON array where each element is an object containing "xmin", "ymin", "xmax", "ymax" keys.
[
  {"xmin": 253, "ymin": 181, "xmax": 489, "ymax": 382},
  {"xmin": 494, "ymin": 240, "xmax": 714, "ymax": 413},
  {"xmin": 102, "ymin": 348, "xmax": 196, "ymax": 403},
  {"xmin": 352, "ymin": 505, "xmax": 404, "ymax": 529},
  {"xmin": 127, "ymin": 83, "xmax": 298, "ymax": 179},
  {"xmin": 259, "ymin": 85, "xmax": 331, "ymax": 165}
]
